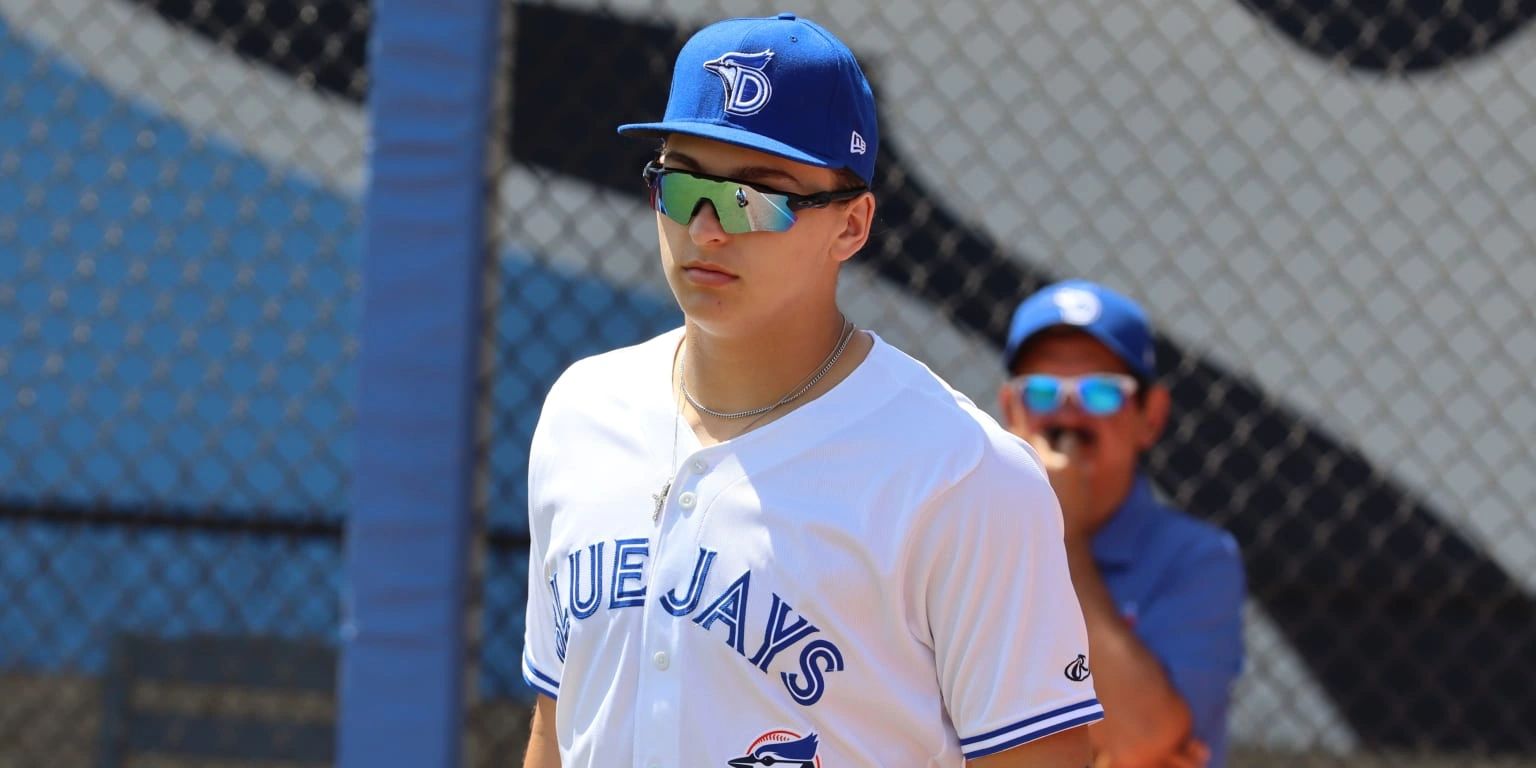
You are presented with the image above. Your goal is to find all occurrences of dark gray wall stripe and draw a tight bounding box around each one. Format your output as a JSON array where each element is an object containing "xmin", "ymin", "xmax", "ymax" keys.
[{"xmin": 1238, "ymin": 0, "xmax": 1536, "ymax": 72}]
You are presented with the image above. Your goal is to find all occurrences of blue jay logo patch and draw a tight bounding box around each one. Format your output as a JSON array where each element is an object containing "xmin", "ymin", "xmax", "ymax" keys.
[
  {"xmin": 704, "ymin": 50, "xmax": 775, "ymax": 116},
  {"xmin": 728, "ymin": 729, "xmax": 820, "ymax": 767}
]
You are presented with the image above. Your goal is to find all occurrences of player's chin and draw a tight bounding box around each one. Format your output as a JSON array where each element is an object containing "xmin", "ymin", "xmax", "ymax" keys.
[{"xmin": 672, "ymin": 291, "xmax": 745, "ymax": 328}]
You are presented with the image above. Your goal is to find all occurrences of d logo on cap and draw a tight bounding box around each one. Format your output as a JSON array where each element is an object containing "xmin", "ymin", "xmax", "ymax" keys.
[
  {"xmin": 704, "ymin": 50, "xmax": 776, "ymax": 116},
  {"xmin": 1053, "ymin": 287, "xmax": 1103, "ymax": 325}
]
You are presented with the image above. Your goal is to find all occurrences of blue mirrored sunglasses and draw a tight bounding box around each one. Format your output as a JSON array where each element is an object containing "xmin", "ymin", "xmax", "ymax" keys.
[
  {"xmin": 1010, "ymin": 373, "xmax": 1140, "ymax": 416},
  {"xmin": 642, "ymin": 162, "xmax": 867, "ymax": 234}
]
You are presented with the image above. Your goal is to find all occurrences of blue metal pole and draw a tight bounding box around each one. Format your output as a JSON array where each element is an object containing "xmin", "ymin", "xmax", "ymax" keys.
[{"xmin": 339, "ymin": 1, "xmax": 500, "ymax": 765}]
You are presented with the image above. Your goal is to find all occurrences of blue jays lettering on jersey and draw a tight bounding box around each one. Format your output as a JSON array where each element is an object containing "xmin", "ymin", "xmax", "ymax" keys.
[
  {"xmin": 1092, "ymin": 475, "xmax": 1245, "ymax": 768},
  {"xmin": 523, "ymin": 329, "xmax": 1101, "ymax": 766},
  {"xmin": 545, "ymin": 540, "xmax": 844, "ymax": 706}
]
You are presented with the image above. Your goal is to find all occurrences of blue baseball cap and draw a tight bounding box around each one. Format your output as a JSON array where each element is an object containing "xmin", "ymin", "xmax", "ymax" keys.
[
  {"xmin": 617, "ymin": 13, "xmax": 878, "ymax": 186},
  {"xmin": 1004, "ymin": 280, "xmax": 1157, "ymax": 380}
]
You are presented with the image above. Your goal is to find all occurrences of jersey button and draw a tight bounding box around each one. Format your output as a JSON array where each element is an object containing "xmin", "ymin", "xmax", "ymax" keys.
[
  {"xmin": 653, "ymin": 651, "xmax": 670, "ymax": 670},
  {"xmin": 678, "ymin": 491, "xmax": 696, "ymax": 509}
]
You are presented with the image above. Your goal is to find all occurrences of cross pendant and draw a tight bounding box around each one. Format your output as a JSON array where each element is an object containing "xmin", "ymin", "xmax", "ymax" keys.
[{"xmin": 651, "ymin": 480, "xmax": 671, "ymax": 522}]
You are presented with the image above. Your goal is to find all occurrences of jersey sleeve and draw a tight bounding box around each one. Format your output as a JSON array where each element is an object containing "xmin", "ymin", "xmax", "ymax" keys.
[
  {"xmin": 910, "ymin": 436, "xmax": 1104, "ymax": 760},
  {"xmin": 1137, "ymin": 531, "xmax": 1246, "ymax": 763},
  {"xmin": 521, "ymin": 375, "xmax": 568, "ymax": 700}
]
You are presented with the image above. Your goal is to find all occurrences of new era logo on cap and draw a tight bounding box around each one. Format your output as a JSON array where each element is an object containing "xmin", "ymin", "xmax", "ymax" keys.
[{"xmin": 850, "ymin": 130, "xmax": 867, "ymax": 155}]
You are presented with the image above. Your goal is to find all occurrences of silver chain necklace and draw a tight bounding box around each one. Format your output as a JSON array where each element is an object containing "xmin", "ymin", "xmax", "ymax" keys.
[
  {"xmin": 652, "ymin": 411, "xmax": 680, "ymax": 522},
  {"xmin": 654, "ymin": 342, "xmax": 686, "ymax": 522},
  {"xmin": 679, "ymin": 318, "xmax": 855, "ymax": 420},
  {"xmin": 654, "ymin": 320, "xmax": 855, "ymax": 522}
]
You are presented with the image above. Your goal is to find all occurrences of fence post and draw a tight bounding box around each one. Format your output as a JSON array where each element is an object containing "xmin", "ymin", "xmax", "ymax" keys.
[{"xmin": 338, "ymin": 1, "xmax": 501, "ymax": 765}]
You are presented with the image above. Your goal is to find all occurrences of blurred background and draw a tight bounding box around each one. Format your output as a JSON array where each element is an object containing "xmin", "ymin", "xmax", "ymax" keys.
[{"xmin": 1, "ymin": 0, "xmax": 1533, "ymax": 766}]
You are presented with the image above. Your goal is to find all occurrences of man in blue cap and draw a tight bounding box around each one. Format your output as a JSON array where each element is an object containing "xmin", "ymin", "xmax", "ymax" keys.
[
  {"xmin": 999, "ymin": 280, "xmax": 1246, "ymax": 768},
  {"xmin": 522, "ymin": 13, "xmax": 1101, "ymax": 768}
]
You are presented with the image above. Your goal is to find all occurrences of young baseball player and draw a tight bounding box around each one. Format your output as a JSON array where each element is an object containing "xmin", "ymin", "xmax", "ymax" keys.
[
  {"xmin": 522, "ymin": 14, "xmax": 1101, "ymax": 767},
  {"xmin": 999, "ymin": 281, "xmax": 1246, "ymax": 768}
]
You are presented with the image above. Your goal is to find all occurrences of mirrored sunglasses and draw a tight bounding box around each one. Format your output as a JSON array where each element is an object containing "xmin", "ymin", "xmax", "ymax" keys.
[
  {"xmin": 1011, "ymin": 373, "xmax": 1139, "ymax": 416},
  {"xmin": 642, "ymin": 162, "xmax": 866, "ymax": 234}
]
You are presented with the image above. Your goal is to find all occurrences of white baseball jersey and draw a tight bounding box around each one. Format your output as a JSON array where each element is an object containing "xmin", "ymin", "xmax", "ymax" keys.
[{"xmin": 523, "ymin": 328, "xmax": 1101, "ymax": 767}]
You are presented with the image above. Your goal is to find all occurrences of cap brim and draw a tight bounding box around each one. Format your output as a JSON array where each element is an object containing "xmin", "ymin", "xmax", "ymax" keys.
[{"xmin": 617, "ymin": 120, "xmax": 837, "ymax": 171}]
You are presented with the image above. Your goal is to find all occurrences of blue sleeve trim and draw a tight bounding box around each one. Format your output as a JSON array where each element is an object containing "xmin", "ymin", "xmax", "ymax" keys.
[
  {"xmin": 522, "ymin": 655, "xmax": 560, "ymax": 700},
  {"xmin": 960, "ymin": 697, "xmax": 1101, "ymax": 746},
  {"xmin": 962, "ymin": 712, "xmax": 1105, "ymax": 759}
]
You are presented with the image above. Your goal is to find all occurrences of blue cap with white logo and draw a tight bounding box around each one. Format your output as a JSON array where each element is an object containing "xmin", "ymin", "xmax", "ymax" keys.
[
  {"xmin": 617, "ymin": 13, "xmax": 879, "ymax": 185},
  {"xmin": 1004, "ymin": 280, "xmax": 1157, "ymax": 380}
]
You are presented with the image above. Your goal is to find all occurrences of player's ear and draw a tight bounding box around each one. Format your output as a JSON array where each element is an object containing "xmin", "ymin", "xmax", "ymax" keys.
[
  {"xmin": 829, "ymin": 191, "xmax": 875, "ymax": 264},
  {"xmin": 1138, "ymin": 382, "xmax": 1171, "ymax": 450}
]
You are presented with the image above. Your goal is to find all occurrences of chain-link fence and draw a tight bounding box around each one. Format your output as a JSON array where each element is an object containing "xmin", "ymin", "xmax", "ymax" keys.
[
  {"xmin": 0, "ymin": 0, "xmax": 365, "ymax": 764},
  {"xmin": 479, "ymin": 0, "xmax": 1536, "ymax": 765},
  {"xmin": 4, "ymin": 0, "xmax": 1534, "ymax": 766}
]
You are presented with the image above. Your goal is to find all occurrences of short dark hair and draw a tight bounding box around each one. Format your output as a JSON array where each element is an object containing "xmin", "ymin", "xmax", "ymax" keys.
[{"xmin": 833, "ymin": 168, "xmax": 868, "ymax": 193}]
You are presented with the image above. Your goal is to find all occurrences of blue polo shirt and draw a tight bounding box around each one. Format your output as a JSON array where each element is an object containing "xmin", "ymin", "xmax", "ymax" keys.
[{"xmin": 1092, "ymin": 474, "xmax": 1246, "ymax": 768}]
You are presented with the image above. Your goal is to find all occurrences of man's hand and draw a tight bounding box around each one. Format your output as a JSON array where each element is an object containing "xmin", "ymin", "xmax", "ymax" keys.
[
  {"xmin": 1162, "ymin": 738, "xmax": 1210, "ymax": 768},
  {"xmin": 1089, "ymin": 735, "xmax": 1209, "ymax": 768},
  {"xmin": 1027, "ymin": 432, "xmax": 1097, "ymax": 542}
]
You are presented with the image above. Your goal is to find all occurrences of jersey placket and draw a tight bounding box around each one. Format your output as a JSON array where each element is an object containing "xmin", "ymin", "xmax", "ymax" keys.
[{"xmin": 633, "ymin": 442, "xmax": 720, "ymax": 768}]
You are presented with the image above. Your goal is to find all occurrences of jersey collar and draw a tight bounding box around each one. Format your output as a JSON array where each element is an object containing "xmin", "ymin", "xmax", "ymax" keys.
[{"xmin": 654, "ymin": 327, "xmax": 897, "ymax": 475}]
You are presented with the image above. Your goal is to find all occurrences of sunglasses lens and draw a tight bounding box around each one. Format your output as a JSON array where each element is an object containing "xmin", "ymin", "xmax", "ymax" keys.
[
  {"xmin": 1078, "ymin": 377, "xmax": 1127, "ymax": 415},
  {"xmin": 654, "ymin": 171, "xmax": 704, "ymax": 226},
  {"xmin": 721, "ymin": 183, "xmax": 796, "ymax": 233},
  {"xmin": 654, "ymin": 171, "xmax": 796, "ymax": 233},
  {"xmin": 1021, "ymin": 376, "xmax": 1063, "ymax": 413}
]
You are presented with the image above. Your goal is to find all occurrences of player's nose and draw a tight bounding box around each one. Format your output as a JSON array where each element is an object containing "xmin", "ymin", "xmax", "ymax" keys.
[
  {"xmin": 688, "ymin": 199, "xmax": 731, "ymax": 246},
  {"xmin": 1031, "ymin": 404, "xmax": 1091, "ymax": 432}
]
